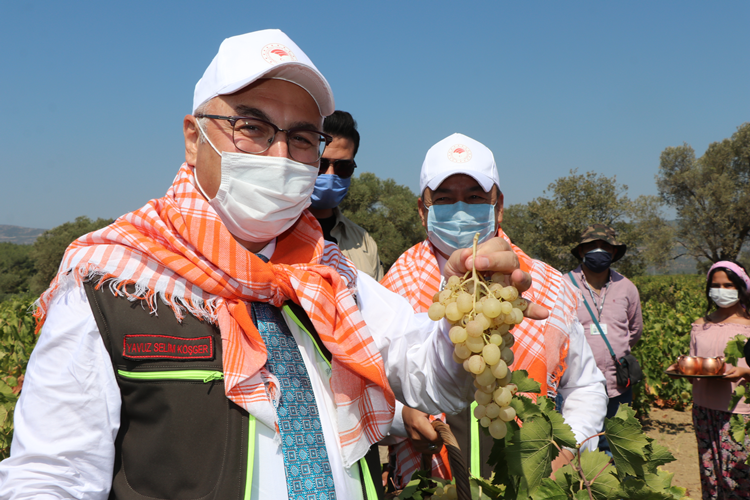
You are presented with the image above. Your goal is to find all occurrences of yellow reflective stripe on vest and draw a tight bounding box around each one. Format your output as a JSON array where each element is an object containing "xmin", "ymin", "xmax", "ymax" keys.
[
  {"xmin": 470, "ymin": 401, "xmax": 481, "ymax": 477},
  {"xmin": 117, "ymin": 369, "xmax": 224, "ymax": 383},
  {"xmin": 359, "ymin": 457, "xmax": 379, "ymax": 500},
  {"xmin": 283, "ymin": 305, "xmax": 331, "ymax": 368},
  {"xmin": 244, "ymin": 416, "xmax": 256, "ymax": 500}
]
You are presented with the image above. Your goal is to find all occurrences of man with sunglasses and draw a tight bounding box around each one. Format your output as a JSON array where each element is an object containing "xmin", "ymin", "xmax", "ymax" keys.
[
  {"xmin": 0, "ymin": 31, "xmax": 547, "ymax": 500},
  {"xmin": 309, "ymin": 110, "xmax": 384, "ymax": 280}
]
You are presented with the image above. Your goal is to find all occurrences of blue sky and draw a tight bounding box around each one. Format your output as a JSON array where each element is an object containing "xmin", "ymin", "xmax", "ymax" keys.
[{"xmin": 1, "ymin": 1, "xmax": 748, "ymax": 230}]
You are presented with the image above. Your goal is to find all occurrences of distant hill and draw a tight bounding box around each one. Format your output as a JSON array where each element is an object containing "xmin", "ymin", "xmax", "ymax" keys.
[
  {"xmin": 0, "ymin": 225, "xmax": 47, "ymax": 245},
  {"xmin": 651, "ymin": 252, "xmax": 699, "ymax": 275}
]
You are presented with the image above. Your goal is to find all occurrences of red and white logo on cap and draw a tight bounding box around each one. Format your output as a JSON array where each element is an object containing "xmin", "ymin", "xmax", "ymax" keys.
[
  {"xmin": 261, "ymin": 43, "xmax": 297, "ymax": 64},
  {"xmin": 447, "ymin": 144, "xmax": 472, "ymax": 163}
]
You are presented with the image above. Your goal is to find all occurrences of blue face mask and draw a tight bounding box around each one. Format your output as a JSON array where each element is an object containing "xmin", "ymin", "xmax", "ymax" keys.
[
  {"xmin": 426, "ymin": 202, "xmax": 496, "ymax": 256},
  {"xmin": 583, "ymin": 249, "xmax": 613, "ymax": 273},
  {"xmin": 310, "ymin": 174, "xmax": 351, "ymax": 210}
]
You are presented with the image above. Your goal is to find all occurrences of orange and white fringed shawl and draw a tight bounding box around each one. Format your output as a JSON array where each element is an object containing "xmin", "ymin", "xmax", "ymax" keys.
[
  {"xmin": 381, "ymin": 231, "xmax": 579, "ymax": 486},
  {"xmin": 35, "ymin": 163, "xmax": 395, "ymax": 467}
]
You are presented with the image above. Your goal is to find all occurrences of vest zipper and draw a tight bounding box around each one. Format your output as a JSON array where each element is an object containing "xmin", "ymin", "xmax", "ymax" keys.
[{"xmin": 117, "ymin": 369, "xmax": 224, "ymax": 383}]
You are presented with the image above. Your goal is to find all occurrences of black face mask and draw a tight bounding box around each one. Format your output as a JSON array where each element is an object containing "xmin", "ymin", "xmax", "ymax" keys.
[{"xmin": 583, "ymin": 250, "xmax": 613, "ymax": 273}]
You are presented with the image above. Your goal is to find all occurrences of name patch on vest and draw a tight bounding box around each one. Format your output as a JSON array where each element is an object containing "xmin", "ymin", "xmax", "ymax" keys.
[{"xmin": 123, "ymin": 334, "xmax": 214, "ymax": 360}]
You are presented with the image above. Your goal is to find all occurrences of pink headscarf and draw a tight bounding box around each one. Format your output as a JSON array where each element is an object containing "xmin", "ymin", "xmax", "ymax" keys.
[{"xmin": 708, "ymin": 261, "xmax": 750, "ymax": 291}]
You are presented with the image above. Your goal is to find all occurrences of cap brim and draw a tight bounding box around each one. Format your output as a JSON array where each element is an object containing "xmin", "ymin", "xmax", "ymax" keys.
[
  {"xmin": 197, "ymin": 62, "xmax": 335, "ymax": 116},
  {"xmin": 424, "ymin": 171, "xmax": 496, "ymax": 195}
]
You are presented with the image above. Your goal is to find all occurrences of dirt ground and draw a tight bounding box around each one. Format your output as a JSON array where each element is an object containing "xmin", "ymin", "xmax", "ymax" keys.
[{"xmin": 641, "ymin": 405, "xmax": 701, "ymax": 498}]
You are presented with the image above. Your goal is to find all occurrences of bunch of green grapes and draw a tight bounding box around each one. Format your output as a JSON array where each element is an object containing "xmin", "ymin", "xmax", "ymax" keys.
[
  {"xmin": 427, "ymin": 249, "xmax": 527, "ymax": 440},
  {"xmin": 430, "ymin": 482, "xmax": 458, "ymax": 499}
]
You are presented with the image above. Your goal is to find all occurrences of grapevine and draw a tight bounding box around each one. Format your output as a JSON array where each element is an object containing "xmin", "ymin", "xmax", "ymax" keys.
[{"xmin": 426, "ymin": 233, "xmax": 528, "ymax": 440}]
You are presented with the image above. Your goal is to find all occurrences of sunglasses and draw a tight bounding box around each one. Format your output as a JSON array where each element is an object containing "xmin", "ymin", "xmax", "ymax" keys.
[{"xmin": 319, "ymin": 158, "xmax": 357, "ymax": 179}]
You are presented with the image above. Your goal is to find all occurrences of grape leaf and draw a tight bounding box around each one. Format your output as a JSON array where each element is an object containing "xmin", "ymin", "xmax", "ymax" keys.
[
  {"xmin": 724, "ymin": 334, "xmax": 748, "ymax": 366},
  {"xmin": 506, "ymin": 415, "xmax": 558, "ymax": 494},
  {"xmin": 574, "ymin": 489, "xmax": 592, "ymax": 500},
  {"xmin": 396, "ymin": 479, "xmax": 421, "ymax": 500},
  {"xmin": 510, "ymin": 394, "xmax": 543, "ymax": 421},
  {"xmin": 539, "ymin": 397, "xmax": 578, "ymax": 449},
  {"xmin": 397, "ymin": 477, "xmax": 424, "ymax": 499},
  {"xmin": 641, "ymin": 470, "xmax": 677, "ymax": 494},
  {"xmin": 397, "ymin": 470, "xmax": 440, "ymax": 500},
  {"xmin": 729, "ymin": 413, "xmax": 747, "ymax": 444},
  {"xmin": 604, "ymin": 404, "xmax": 651, "ymax": 479},
  {"xmin": 728, "ymin": 384, "xmax": 747, "ymax": 412},
  {"xmin": 668, "ymin": 485, "xmax": 688, "ymax": 500},
  {"xmin": 0, "ymin": 380, "xmax": 15, "ymax": 398},
  {"xmin": 643, "ymin": 438, "xmax": 676, "ymax": 474},
  {"xmin": 577, "ymin": 450, "xmax": 622, "ymax": 500},
  {"xmin": 619, "ymin": 476, "xmax": 675, "ymax": 500},
  {"xmin": 551, "ymin": 461, "xmax": 578, "ymax": 494},
  {"xmin": 488, "ymin": 426, "xmax": 514, "ymax": 489},
  {"xmin": 531, "ymin": 478, "xmax": 569, "ymax": 500},
  {"xmin": 550, "ymin": 461, "xmax": 578, "ymax": 497},
  {"xmin": 471, "ymin": 476, "xmax": 504, "ymax": 499},
  {"xmin": 512, "ymin": 369, "xmax": 542, "ymax": 394}
]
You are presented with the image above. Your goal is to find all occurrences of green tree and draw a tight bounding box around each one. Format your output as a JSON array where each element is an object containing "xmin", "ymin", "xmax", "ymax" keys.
[
  {"xmin": 339, "ymin": 173, "xmax": 425, "ymax": 271},
  {"xmin": 0, "ymin": 243, "xmax": 35, "ymax": 300},
  {"xmin": 656, "ymin": 122, "xmax": 750, "ymax": 265},
  {"xmin": 29, "ymin": 216, "xmax": 113, "ymax": 294},
  {"xmin": 502, "ymin": 170, "xmax": 673, "ymax": 276}
]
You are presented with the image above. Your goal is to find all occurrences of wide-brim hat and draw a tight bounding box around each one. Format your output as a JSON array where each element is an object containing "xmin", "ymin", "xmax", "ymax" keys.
[
  {"xmin": 193, "ymin": 29, "xmax": 334, "ymax": 116},
  {"xmin": 571, "ymin": 224, "xmax": 627, "ymax": 262}
]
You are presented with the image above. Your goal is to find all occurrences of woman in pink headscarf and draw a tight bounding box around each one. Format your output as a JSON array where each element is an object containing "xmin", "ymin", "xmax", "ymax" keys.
[{"xmin": 689, "ymin": 261, "xmax": 750, "ymax": 499}]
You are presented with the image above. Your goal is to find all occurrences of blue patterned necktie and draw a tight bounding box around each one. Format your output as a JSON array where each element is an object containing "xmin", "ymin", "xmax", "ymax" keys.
[{"xmin": 252, "ymin": 301, "xmax": 337, "ymax": 500}]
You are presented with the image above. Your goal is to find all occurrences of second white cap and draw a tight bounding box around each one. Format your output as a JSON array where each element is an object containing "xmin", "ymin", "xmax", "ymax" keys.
[{"xmin": 419, "ymin": 133, "xmax": 500, "ymax": 195}]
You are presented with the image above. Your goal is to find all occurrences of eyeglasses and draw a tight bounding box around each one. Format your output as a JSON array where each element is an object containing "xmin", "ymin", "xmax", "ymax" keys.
[
  {"xmin": 319, "ymin": 158, "xmax": 357, "ymax": 179},
  {"xmin": 195, "ymin": 114, "xmax": 333, "ymax": 165}
]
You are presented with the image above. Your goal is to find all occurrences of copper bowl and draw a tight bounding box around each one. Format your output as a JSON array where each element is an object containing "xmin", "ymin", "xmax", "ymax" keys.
[
  {"xmin": 701, "ymin": 356, "xmax": 725, "ymax": 376},
  {"xmin": 677, "ymin": 355, "xmax": 702, "ymax": 376}
]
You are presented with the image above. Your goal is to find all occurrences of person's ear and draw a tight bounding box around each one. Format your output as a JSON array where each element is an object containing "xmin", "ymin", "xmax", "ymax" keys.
[
  {"xmin": 418, "ymin": 197, "xmax": 428, "ymax": 230},
  {"xmin": 495, "ymin": 189, "xmax": 504, "ymax": 226},
  {"xmin": 184, "ymin": 115, "xmax": 200, "ymax": 165}
]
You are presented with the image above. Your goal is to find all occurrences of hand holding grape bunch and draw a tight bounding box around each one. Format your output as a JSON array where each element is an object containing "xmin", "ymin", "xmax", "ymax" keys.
[{"xmin": 427, "ymin": 234, "xmax": 528, "ymax": 440}]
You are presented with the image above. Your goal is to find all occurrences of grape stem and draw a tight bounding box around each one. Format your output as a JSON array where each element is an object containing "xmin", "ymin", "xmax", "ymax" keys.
[
  {"xmin": 471, "ymin": 233, "xmax": 480, "ymax": 309},
  {"xmin": 575, "ymin": 432, "xmax": 610, "ymax": 492},
  {"xmin": 550, "ymin": 441, "xmax": 595, "ymax": 500},
  {"xmin": 551, "ymin": 440, "xmax": 597, "ymax": 500}
]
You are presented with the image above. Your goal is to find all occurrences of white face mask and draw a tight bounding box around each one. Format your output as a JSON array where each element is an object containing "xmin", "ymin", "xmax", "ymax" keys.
[
  {"xmin": 709, "ymin": 288, "xmax": 740, "ymax": 308},
  {"xmin": 195, "ymin": 121, "xmax": 318, "ymax": 243}
]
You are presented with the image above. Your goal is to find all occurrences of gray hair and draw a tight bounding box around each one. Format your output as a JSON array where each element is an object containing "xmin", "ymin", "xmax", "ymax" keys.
[{"xmin": 194, "ymin": 101, "xmax": 211, "ymax": 144}]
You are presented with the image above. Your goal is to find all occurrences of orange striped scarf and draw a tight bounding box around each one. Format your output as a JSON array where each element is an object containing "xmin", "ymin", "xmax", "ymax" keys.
[
  {"xmin": 381, "ymin": 230, "xmax": 578, "ymax": 484},
  {"xmin": 35, "ymin": 163, "xmax": 395, "ymax": 466}
]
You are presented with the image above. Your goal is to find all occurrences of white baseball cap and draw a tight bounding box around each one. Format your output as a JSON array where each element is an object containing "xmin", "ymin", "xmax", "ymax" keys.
[
  {"xmin": 193, "ymin": 29, "xmax": 334, "ymax": 116},
  {"xmin": 419, "ymin": 133, "xmax": 501, "ymax": 195}
]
